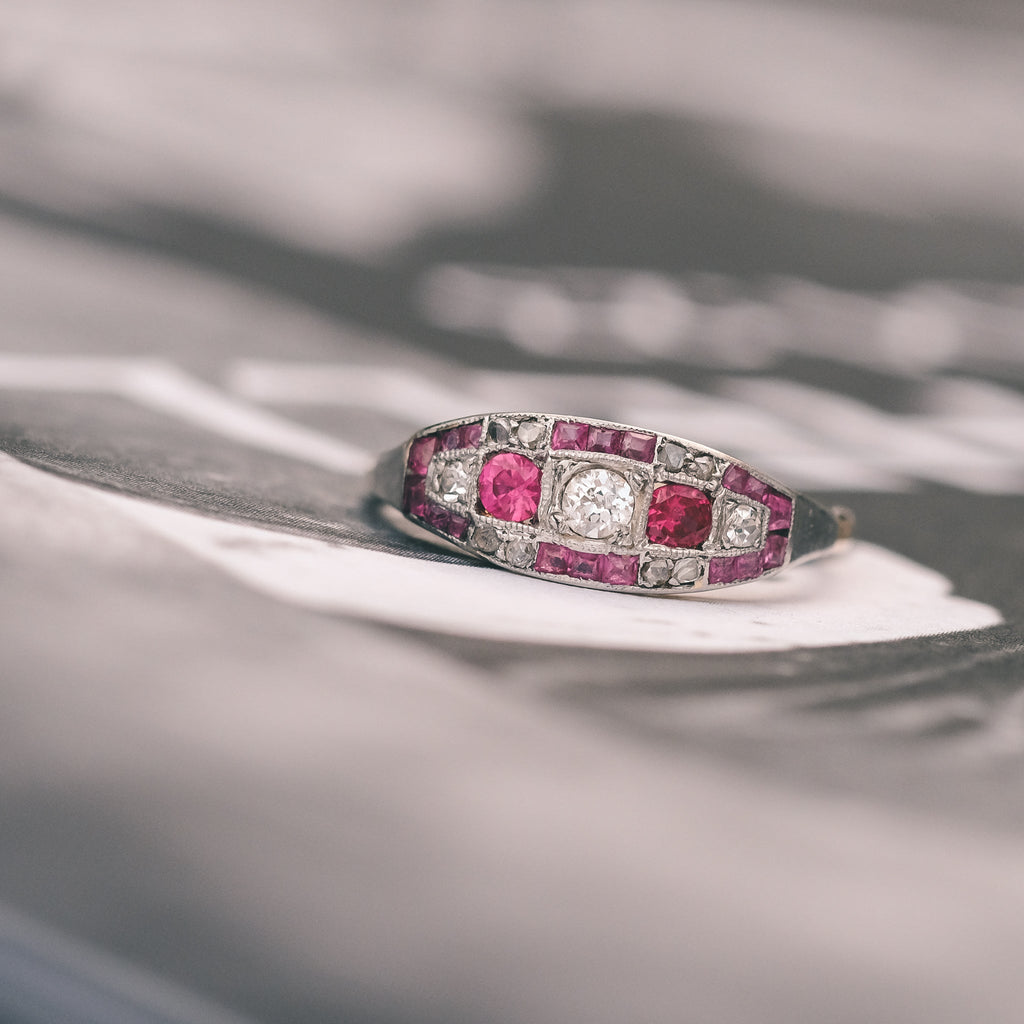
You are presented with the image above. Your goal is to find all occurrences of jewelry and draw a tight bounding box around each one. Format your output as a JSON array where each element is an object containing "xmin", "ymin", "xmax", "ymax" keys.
[{"xmin": 372, "ymin": 414, "xmax": 853, "ymax": 593}]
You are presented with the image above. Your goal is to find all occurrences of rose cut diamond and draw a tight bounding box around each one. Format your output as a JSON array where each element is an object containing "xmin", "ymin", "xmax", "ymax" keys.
[{"xmin": 560, "ymin": 467, "xmax": 635, "ymax": 539}]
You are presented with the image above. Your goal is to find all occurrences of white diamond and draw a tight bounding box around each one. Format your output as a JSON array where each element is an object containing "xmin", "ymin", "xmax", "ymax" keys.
[
  {"xmin": 437, "ymin": 461, "xmax": 470, "ymax": 503},
  {"xmin": 473, "ymin": 524, "xmax": 501, "ymax": 553},
  {"xmin": 516, "ymin": 419, "xmax": 545, "ymax": 447},
  {"xmin": 686, "ymin": 455, "xmax": 717, "ymax": 481},
  {"xmin": 641, "ymin": 558, "xmax": 673, "ymax": 586},
  {"xmin": 671, "ymin": 557, "xmax": 701, "ymax": 583},
  {"xmin": 660, "ymin": 443, "xmax": 687, "ymax": 471},
  {"xmin": 724, "ymin": 502, "xmax": 760, "ymax": 547},
  {"xmin": 560, "ymin": 467, "xmax": 635, "ymax": 539},
  {"xmin": 503, "ymin": 539, "xmax": 535, "ymax": 567}
]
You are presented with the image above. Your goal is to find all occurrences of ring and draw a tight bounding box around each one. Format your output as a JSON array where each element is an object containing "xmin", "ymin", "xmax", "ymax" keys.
[{"xmin": 371, "ymin": 414, "xmax": 853, "ymax": 593}]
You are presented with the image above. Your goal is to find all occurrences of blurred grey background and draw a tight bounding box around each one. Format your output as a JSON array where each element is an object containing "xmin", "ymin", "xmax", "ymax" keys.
[{"xmin": 2, "ymin": 2, "xmax": 1024, "ymax": 1023}]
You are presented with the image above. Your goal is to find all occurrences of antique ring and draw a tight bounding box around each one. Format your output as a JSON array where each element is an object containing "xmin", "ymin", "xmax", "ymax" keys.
[{"xmin": 371, "ymin": 414, "xmax": 853, "ymax": 593}]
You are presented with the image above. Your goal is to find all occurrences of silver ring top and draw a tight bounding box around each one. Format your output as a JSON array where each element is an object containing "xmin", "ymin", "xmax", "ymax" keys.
[{"xmin": 372, "ymin": 413, "xmax": 850, "ymax": 594}]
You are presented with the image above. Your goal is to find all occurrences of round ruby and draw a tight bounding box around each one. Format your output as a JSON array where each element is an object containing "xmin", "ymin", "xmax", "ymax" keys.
[
  {"xmin": 646, "ymin": 484, "xmax": 713, "ymax": 548},
  {"xmin": 479, "ymin": 452, "xmax": 542, "ymax": 522}
]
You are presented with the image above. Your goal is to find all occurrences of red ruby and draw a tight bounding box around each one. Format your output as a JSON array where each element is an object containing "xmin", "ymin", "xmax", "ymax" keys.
[
  {"xmin": 708, "ymin": 552, "xmax": 763, "ymax": 585},
  {"xmin": 423, "ymin": 503, "xmax": 447, "ymax": 530},
  {"xmin": 722, "ymin": 464, "xmax": 769, "ymax": 503},
  {"xmin": 646, "ymin": 484, "xmax": 713, "ymax": 548},
  {"xmin": 438, "ymin": 427, "xmax": 463, "ymax": 451},
  {"xmin": 534, "ymin": 542, "xmax": 570, "ymax": 575},
  {"xmin": 619, "ymin": 430, "xmax": 656, "ymax": 463},
  {"xmin": 762, "ymin": 533, "xmax": 787, "ymax": 570},
  {"xmin": 765, "ymin": 490, "xmax": 792, "ymax": 531},
  {"xmin": 407, "ymin": 435, "xmax": 437, "ymax": 476},
  {"xmin": 551, "ymin": 420, "xmax": 590, "ymax": 450},
  {"xmin": 587, "ymin": 427, "xmax": 622, "ymax": 455},
  {"xmin": 598, "ymin": 553, "xmax": 639, "ymax": 586},
  {"xmin": 403, "ymin": 475, "xmax": 429, "ymax": 517},
  {"xmin": 421, "ymin": 505, "xmax": 468, "ymax": 540},
  {"xmin": 445, "ymin": 511, "xmax": 469, "ymax": 540},
  {"xmin": 567, "ymin": 549, "xmax": 603, "ymax": 580},
  {"xmin": 459, "ymin": 421, "xmax": 483, "ymax": 449},
  {"xmin": 479, "ymin": 452, "xmax": 542, "ymax": 522}
]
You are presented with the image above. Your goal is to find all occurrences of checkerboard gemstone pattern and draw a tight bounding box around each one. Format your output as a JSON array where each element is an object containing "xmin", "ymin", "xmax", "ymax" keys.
[
  {"xmin": 403, "ymin": 418, "xmax": 794, "ymax": 589},
  {"xmin": 708, "ymin": 464, "xmax": 793, "ymax": 584},
  {"xmin": 402, "ymin": 422, "xmax": 485, "ymax": 541}
]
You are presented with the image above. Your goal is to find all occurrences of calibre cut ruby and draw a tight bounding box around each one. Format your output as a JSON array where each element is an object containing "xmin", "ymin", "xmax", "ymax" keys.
[
  {"xmin": 598, "ymin": 553, "xmax": 639, "ymax": 585},
  {"xmin": 762, "ymin": 533, "xmax": 788, "ymax": 570},
  {"xmin": 403, "ymin": 475, "xmax": 429, "ymax": 517},
  {"xmin": 459, "ymin": 421, "xmax": 483, "ymax": 449},
  {"xmin": 587, "ymin": 427, "xmax": 622, "ymax": 455},
  {"xmin": 407, "ymin": 435, "xmax": 437, "ymax": 476},
  {"xmin": 646, "ymin": 484, "xmax": 713, "ymax": 548},
  {"xmin": 567, "ymin": 549, "xmax": 603, "ymax": 580},
  {"xmin": 535, "ymin": 542, "xmax": 570, "ymax": 575},
  {"xmin": 479, "ymin": 452, "xmax": 542, "ymax": 522},
  {"xmin": 619, "ymin": 430, "xmax": 656, "ymax": 463},
  {"xmin": 424, "ymin": 504, "xmax": 469, "ymax": 540},
  {"xmin": 552, "ymin": 420, "xmax": 590, "ymax": 450},
  {"xmin": 445, "ymin": 511, "xmax": 469, "ymax": 540},
  {"xmin": 708, "ymin": 551, "xmax": 764, "ymax": 585},
  {"xmin": 765, "ymin": 490, "xmax": 793, "ymax": 531},
  {"xmin": 722, "ymin": 464, "xmax": 769, "ymax": 503},
  {"xmin": 438, "ymin": 427, "xmax": 463, "ymax": 451}
]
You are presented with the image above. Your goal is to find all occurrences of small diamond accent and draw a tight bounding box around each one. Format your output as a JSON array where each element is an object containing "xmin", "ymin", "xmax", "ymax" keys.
[
  {"xmin": 503, "ymin": 539, "xmax": 536, "ymax": 568},
  {"xmin": 671, "ymin": 557, "xmax": 702, "ymax": 584},
  {"xmin": 685, "ymin": 454, "xmax": 717, "ymax": 481},
  {"xmin": 473, "ymin": 524, "xmax": 501, "ymax": 553},
  {"xmin": 723, "ymin": 502, "xmax": 760, "ymax": 548},
  {"xmin": 641, "ymin": 558, "xmax": 674, "ymax": 586},
  {"xmin": 660, "ymin": 442, "xmax": 688, "ymax": 472},
  {"xmin": 560, "ymin": 467, "xmax": 635, "ymax": 539},
  {"xmin": 487, "ymin": 417, "xmax": 511, "ymax": 444},
  {"xmin": 516, "ymin": 419, "xmax": 545, "ymax": 448}
]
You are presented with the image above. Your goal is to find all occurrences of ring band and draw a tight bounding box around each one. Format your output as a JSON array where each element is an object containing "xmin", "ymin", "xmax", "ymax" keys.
[{"xmin": 372, "ymin": 414, "xmax": 853, "ymax": 593}]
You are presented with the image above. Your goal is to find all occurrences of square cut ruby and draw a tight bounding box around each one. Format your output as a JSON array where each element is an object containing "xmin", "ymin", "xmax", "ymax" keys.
[
  {"xmin": 444, "ymin": 512, "xmax": 469, "ymax": 540},
  {"xmin": 567, "ymin": 549, "xmax": 603, "ymax": 580},
  {"xmin": 423, "ymin": 504, "xmax": 469, "ymax": 540},
  {"xmin": 423, "ymin": 503, "xmax": 448, "ymax": 531},
  {"xmin": 459, "ymin": 421, "xmax": 483, "ymax": 449},
  {"xmin": 598, "ymin": 553, "xmax": 639, "ymax": 586},
  {"xmin": 708, "ymin": 552, "xmax": 764, "ymax": 585},
  {"xmin": 762, "ymin": 533, "xmax": 788, "ymax": 570},
  {"xmin": 619, "ymin": 430, "xmax": 656, "ymax": 463},
  {"xmin": 551, "ymin": 420, "xmax": 590, "ymax": 450},
  {"xmin": 535, "ymin": 542, "xmax": 571, "ymax": 575},
  {"xmin": 766, "ymin": 490, "xmax": 793, "ymax": 531},
  {"xmin": 407, "ymin": 435, "xmax": 437, "ymax": 476},
  {"xmin": 722, "ymin": 464, "xmax": 769, "ymax": 503},
  {"xmin": 403, "ymin": 475, "xmax": 429, "ymax": 517},
  {"xmin": 438, "ymin": 427, "xmax": 464, "ymax": 451},
  {"xmin": 587, "ymin": 427, "xmax": 622, "ymax": 455}
]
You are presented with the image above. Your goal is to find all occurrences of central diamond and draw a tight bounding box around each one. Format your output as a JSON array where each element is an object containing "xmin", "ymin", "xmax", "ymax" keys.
[{"xmin": 560, "ymin": 467, "xmax": 635, "ymax": 539}]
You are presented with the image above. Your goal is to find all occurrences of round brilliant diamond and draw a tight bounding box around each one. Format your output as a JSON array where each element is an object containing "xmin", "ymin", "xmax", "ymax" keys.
[{"xmin": 560, "ymin": 467, "xmax": 635, "ymax": 539}]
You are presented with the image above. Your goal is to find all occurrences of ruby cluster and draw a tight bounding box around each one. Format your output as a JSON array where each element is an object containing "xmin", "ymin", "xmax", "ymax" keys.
[
  {"xmin": 402, "ymin": 422, "xmax": 484, "ymax": 541},
  {"xmin": 551, "ymin": 420, "xmax": 657, "ymax": 462},
  {"xmin": 707, "ymin": 464, "xmax": 793, "ymax": 584},
  {"xmin": 534, "ymin": 543, "xmax": 640, "ymax": 586}
]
